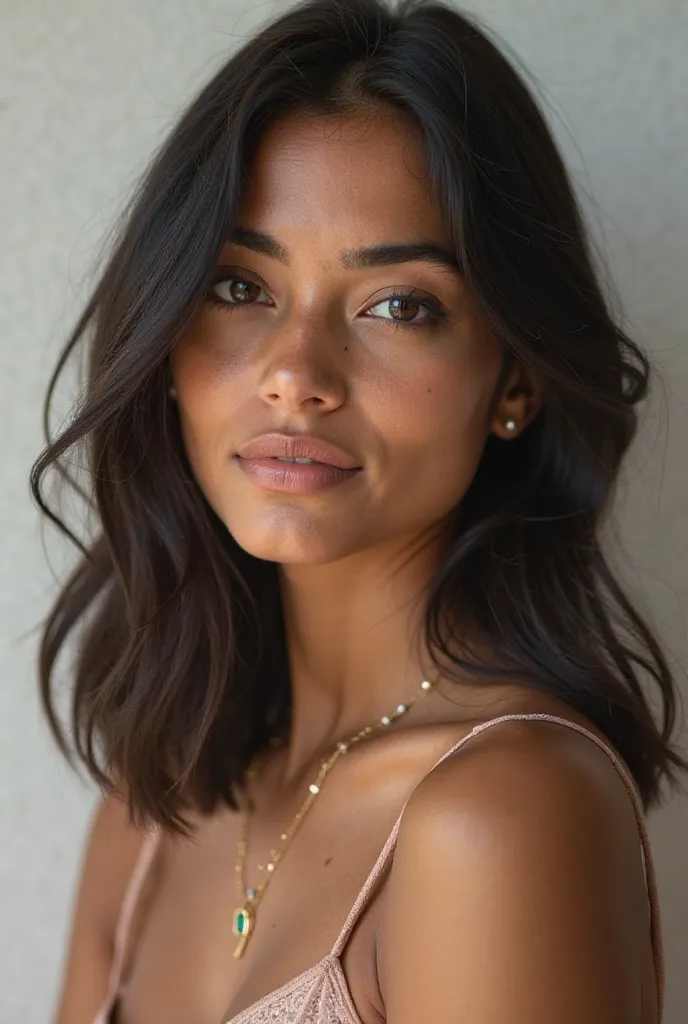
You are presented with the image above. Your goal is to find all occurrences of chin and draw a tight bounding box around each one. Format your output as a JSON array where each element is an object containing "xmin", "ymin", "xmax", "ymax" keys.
[{"xmin": 223, "ymin": 506, "xmax": 362, "ymax": 566}]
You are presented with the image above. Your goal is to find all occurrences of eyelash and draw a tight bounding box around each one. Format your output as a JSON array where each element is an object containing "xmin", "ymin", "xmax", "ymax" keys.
[{"xmin": 204, "ymin": 271, "xmax": 449, "ymax": 332}]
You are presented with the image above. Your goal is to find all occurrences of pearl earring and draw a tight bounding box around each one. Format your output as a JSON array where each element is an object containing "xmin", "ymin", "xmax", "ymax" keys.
[
  {"xmin": 504, "ymin": 418, "xmax": 517, "ymax": 434},
  {"xmin": 169, "ymin": 385, "xmax": 177, "ymax": 400}
]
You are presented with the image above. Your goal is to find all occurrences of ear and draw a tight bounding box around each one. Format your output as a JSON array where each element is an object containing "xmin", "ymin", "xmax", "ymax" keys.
[{"xmin": 489, "ymin": 361, "xmax": 543, "ymax": 440}]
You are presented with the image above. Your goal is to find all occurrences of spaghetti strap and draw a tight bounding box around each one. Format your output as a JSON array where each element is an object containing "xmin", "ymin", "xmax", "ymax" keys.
[
  {"xmin": 92, "ymin": 826, "xmax": 162, "ymax": 1024},
  {"xmin": 328, "ymin": 712, "xmax": 665, "ymax": 1021}
]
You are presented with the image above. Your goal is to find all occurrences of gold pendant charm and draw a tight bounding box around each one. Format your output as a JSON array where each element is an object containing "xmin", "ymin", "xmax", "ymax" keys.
[{"xmin": 232, "ymin": 905, "xmax": 254, "ymax": 959}]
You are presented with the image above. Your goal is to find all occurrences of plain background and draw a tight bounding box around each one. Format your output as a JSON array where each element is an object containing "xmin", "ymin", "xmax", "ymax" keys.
[{"xmin": 1, "ymin": 0, "xmax": 686, "ymax": 1020}]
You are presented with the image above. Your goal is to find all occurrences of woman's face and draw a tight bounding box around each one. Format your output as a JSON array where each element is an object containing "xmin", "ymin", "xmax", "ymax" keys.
[{"xmin": 171, "ymin": 106, "xmax": 530, "ymax": 565}]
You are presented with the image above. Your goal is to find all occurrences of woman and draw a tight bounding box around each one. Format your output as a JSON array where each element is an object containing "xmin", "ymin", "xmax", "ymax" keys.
[{"xmin": 32, "ymin": 0, "xmax": 685, "ymax": 1021}]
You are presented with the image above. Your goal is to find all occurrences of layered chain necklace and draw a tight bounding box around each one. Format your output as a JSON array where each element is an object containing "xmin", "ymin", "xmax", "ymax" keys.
[{"xmin": 232, "ymin": 677, "xmax": 436, "ymax": 958}]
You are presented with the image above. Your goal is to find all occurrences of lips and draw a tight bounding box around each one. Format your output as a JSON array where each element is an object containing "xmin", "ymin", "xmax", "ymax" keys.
[{"xmin": 236, "ymin": 433, "xmax": 361, "ymax": 470}]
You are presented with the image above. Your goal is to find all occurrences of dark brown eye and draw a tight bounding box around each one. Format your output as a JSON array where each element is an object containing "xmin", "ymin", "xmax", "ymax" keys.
[
  {"xmin": 388, "ymin": 296, "xmax": 422, "ymax": 321},
  {"xmin": 205, "ymin": 271, "xmax": 269, "ymax": 311},
  {"xmin": 366, "ymin": 291, "xmax": 448, "ymax": 331}
]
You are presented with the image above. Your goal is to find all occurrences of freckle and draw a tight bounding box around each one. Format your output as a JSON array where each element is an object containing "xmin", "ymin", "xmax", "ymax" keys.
[
  {"xmin": 324, "ymin": 857, "xmax": 332, "ymax": 867},
  {"xmin": 427, "ymin": 387, "xmax": 432, "ymax": 393}
]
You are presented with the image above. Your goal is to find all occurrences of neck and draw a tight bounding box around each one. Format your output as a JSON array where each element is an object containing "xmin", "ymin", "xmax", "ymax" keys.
[{"xmin": 276, "ymin": 527, "xmax": 457, "ymax": 783}]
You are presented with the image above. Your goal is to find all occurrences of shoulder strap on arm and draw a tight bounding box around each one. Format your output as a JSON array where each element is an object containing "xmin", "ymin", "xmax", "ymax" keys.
[{"xmin": 92, "ymin": 827, "xmax": 162, "ymax": 1022}]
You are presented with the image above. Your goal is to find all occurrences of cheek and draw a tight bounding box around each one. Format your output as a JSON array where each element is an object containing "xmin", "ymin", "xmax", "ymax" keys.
[
  {"xmin": 169, "ymin": 334, "xmax": 241, "ymax": 494},
  {"xmin": 373, "ymin": 346, "xmax": 498, "ymax": 496}
]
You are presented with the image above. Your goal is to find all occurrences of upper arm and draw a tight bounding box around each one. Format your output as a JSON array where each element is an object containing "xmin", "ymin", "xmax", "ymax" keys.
[
  {"xmin": 54, "ymin": 787, "xmax": 149, "ymax": 1024},
  {"xmin": 378, "ymin": 722, "xmax": 651, "ymax": 1024}
]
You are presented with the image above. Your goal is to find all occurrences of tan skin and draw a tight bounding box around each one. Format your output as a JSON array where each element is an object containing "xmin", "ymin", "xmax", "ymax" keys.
[{"xmin": 56, "ymin": 107, "xmax": 658, "ymax": 1023}]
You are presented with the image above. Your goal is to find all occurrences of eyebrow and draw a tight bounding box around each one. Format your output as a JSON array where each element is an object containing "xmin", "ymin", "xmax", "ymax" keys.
[{"xmin": 226, "ymin": 226, "xmax": 464, "ymax": 279}]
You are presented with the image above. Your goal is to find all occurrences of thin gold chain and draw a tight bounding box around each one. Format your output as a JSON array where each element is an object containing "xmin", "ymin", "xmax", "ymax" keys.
[{"xmin": 231, "ymin": 677, "xmax": 436, "ymax": 958}]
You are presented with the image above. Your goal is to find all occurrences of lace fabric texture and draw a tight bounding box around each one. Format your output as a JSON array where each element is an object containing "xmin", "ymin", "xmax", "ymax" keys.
[
  {"xmin": 92, "ymin": 713, "xmax": 665, "ymax": 1024},
  {"xmin": 225, "ymin": 957, "xmax": 363, "ymax": 1024}
]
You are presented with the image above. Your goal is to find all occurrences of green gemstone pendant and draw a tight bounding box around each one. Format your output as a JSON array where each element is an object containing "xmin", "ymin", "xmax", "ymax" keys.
[{"xmin": 232, "ymin": 905, "xmax": 254, "ymax": 959}]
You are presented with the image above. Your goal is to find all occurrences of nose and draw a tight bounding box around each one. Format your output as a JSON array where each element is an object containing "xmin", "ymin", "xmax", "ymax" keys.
[{"xmin": 257, "ymin": 317, "xmax": 347, "ymax": 414}]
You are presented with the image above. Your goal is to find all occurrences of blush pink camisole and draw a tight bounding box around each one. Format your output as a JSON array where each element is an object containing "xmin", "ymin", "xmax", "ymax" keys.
[{"xmin": 92, "ymin": 713, "xmax": 666, "ymax": 1024}]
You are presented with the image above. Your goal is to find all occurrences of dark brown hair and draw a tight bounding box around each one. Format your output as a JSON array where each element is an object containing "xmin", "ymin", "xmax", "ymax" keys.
[{"xmin": 31, "ymin": 0, "xmax": 687, "ymax": 833}]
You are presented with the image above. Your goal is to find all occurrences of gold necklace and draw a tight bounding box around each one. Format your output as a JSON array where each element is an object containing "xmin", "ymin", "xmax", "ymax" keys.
[{"xmin": 232, "ymin": 677, "xmax": 436, "ymax": 958}]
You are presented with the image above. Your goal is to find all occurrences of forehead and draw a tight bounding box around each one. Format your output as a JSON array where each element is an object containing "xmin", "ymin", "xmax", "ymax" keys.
[{"xmin": 236, "ymin": 107, "xmax": 448, "ymax": 248}]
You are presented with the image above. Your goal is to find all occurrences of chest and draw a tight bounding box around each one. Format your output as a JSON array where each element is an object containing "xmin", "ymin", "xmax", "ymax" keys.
[{"xmin": 117, "ymin": 794, "xmax": 396, "ymax": 1024}]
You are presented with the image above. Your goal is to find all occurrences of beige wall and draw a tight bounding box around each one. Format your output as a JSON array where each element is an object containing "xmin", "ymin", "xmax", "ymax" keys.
[{"xmin": 1, "ymin": 0, "xmax": 685, "ymax": 1019}]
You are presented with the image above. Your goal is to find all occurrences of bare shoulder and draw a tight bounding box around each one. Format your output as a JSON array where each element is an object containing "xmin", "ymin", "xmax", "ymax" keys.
[
  {"xmin": 409, "ymin": 713, "xmax": 642, "ymax": 838},
  {"xmin": 54, "ymin": 787, "xmax": 154, "ymax": 1024},
  {"xmin": 377, "ymin": 716, "xmax": 654, "ymax": 1024}
]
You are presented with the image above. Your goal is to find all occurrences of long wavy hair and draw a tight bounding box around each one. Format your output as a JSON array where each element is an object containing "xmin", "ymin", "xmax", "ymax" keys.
[{"xmin": 31, "ymin": 0, "xmax": 687, "ymax": 833}]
